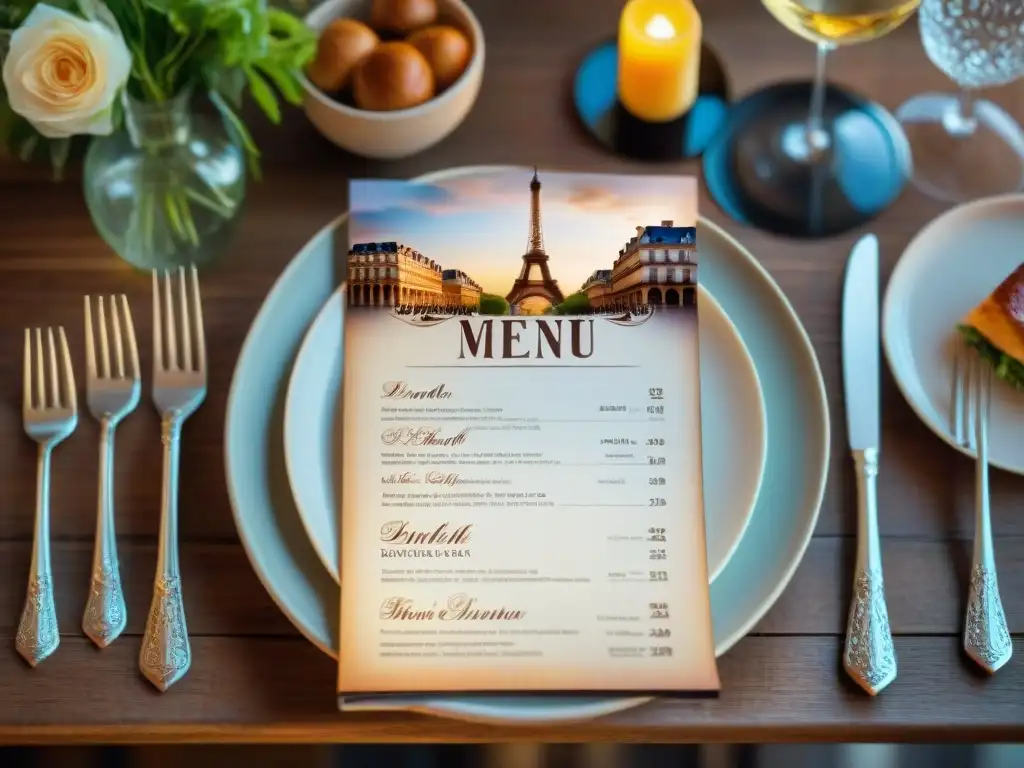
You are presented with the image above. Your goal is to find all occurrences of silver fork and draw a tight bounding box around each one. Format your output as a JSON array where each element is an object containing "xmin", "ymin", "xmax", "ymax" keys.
[
  {"xmin": 952, "ymin": 343, "xmax": 1012, "ymax": 673},
  {"xmin": 140, "ymin": 267, "xmax": 207, "ymax": 692},
  {"xmin": 82, "ymin": 295, "xmax": 141, "ymax": 648},
  {"xmin": 18, "ymin": 327, "xmax": 77, "ymax": 666}
]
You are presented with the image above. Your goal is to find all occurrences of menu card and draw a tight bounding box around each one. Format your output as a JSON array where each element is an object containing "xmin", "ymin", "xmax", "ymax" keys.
[{"xmin": 338, "ymin": 168, "xmax": 719, "ymax": 706}]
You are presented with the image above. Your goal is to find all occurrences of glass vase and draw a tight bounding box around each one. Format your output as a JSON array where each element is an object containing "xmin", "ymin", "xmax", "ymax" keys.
[{"xmin": 83, "ymin": 88, "xmax": 246, "ymax": 271}]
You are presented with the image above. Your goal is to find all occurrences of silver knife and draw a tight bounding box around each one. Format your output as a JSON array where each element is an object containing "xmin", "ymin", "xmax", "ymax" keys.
[{"xmin": 841, "ymin": 233, "xmax": 897, "ymax": 696}]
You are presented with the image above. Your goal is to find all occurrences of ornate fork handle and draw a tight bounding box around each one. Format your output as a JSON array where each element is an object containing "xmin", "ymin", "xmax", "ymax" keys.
[
  {"xmin": 965, "ymin": 564, "xmax": 1012, "ymax": 672},
  {"xmin": 83, "ymin": 418, "xmax": 127, "ymax": 647},
  {"xmin": 843, "ymin": 447, "xmax": 897, "ymax": 695},
  {"xmin": 17, "ymin": 444, "xmax": 59, "ymax": 666},
  {"xmin": 140, "ymin": 415, "xmax": 191, "ymax": 691}
]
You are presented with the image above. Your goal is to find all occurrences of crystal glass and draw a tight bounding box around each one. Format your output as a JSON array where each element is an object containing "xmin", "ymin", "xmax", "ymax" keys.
[
  {"xmin": 703, "ymin": 0, "xmax": 919, "ymax": 237},
  {"xmin": 897, "ymin": 0, "xmax": 1024, "ymax": 202},
  {"xmin": 83, "ymin": 89, "xmax": 246, "ymax": 271}
]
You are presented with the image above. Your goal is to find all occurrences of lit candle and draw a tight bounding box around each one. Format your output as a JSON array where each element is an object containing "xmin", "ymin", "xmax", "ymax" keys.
[{"xmin": 617, "ymin": 0, "xmax": 702, "ymax": 123}]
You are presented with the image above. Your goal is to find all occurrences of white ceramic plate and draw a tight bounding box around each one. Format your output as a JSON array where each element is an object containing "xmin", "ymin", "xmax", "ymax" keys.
[
  {"xmin": 225, "ymin": 165, "xmax": 830, "ymax": 724},
  {"xmin": 285, "ymin": 285, "xmax": 767, "ymax": 586},
  {"xmin": 883, "ymin": 194, "xmax": 1024, "ymax": 474}
]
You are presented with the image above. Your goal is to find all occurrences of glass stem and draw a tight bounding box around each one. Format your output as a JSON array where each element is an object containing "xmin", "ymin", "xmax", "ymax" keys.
[
  {"xmin": 944, "ymin": 87, "xmax": 979, "ymax": 137},
  {"xmin": 806, "ymin": 41, "xmax": 834, "ymax": 154}
]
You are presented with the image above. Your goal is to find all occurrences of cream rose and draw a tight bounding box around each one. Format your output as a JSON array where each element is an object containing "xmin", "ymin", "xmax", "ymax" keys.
[{"xmin": 2, "ymin": 4, "xmax": 131, "ymax": 139}]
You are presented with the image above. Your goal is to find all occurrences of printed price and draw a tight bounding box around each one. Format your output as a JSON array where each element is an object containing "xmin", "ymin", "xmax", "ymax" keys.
[
  {"xmin": 649, "ymin": 570, "xmax": 668, "ymax": 581},
  {"xmin": 648, "ymin": 477, "xmax": 666, "ymax": 486},
  {"xmin": 646, "ymin": 437, "xmax": 665, "ymax": 446},
  {"xmin": 648, "ymin": 387, "xmax": 664, "ymax": 400},
  {"xmin": 647, "ymin": 405, "xmax": 664, "ymax": 415},
  {"xmin": 650, "ymin": 646, "xmax": 673, "ymax": 657},
  {"xmin": 649, "ymin": 497, "xmax": 667, "ymax": 507},
  {"xmin": 648, "ymin": 527, "xmax": 666, "ymax": 542},
  {"xmin": 649, "ymin": 548, "xmax": 666, "ymax": 560},
  {"xmin": 649, "ymin": 602, "xmax": 670, "ymax": 619},
  {"xmin": 649, "ymin": 627, "xmax": 671, "ymax": 638},
  {"xmin": 647, "ymin": 456, "xmax": 666, "ymax": 466}
]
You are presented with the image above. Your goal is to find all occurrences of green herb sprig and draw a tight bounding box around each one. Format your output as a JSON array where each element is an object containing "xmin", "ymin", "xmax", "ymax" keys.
[{"xmin": 105, "ymin": 0, "xmax": 316, "ymax": 178}]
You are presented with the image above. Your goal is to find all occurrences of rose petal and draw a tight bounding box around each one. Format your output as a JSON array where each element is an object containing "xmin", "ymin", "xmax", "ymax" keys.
[
  {"xmin": 74, "ymin": 103, "xmax": 115, "ymax": 136},
  {"xmin": 16, "ymin": 4, "xmax": 87, "ymax": 31},
  {"xmin": 27, "ymin": 115, "xmax": 76, "ymax": 138},
  {"xmin": 3, "ymin": 4, "xmax": 133, "ymax": 138}
]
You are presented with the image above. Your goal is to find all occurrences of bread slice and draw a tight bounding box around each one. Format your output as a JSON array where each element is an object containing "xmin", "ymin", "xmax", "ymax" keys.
[{"xmin": 958, "ymin": 262, "xmax": 1024, "ymax": 390}]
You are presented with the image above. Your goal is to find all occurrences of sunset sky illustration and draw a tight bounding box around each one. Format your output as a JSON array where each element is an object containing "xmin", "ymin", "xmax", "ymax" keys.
[{"xmin": 349, "ymin": 168, "xmax": 697, "ymax": 299}]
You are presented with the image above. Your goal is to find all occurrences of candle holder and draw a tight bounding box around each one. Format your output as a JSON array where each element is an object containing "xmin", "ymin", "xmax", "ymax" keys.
[{"xmin": 573, "ymin": 40, "xmax": 730, "ymax": 162}]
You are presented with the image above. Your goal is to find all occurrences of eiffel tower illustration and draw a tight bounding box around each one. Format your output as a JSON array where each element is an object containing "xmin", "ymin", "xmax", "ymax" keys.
[{"xmin": 505, "ymin": 168, "xmax": 564, "ymax": 310}]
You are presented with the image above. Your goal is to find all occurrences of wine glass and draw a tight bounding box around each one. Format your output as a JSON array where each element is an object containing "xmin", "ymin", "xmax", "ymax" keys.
[
  {"xmin": 702, "ymin": 0, "xmax": 919, "ymax": 238},
  {"xmin": 897, "ymin": 0, "xmax": 1024, "ymax": 202}
]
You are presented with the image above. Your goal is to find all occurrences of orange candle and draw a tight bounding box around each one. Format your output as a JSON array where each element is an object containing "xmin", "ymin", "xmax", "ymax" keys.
[{"xmin": 618, "ymin": 0, "xmax": 702, "ymax": 123}]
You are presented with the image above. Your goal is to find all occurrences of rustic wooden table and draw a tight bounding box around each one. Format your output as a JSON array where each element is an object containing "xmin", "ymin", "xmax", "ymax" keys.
[{"xmin": 1, "ymin": 0, "xmax": 1023, "ymax": 744}]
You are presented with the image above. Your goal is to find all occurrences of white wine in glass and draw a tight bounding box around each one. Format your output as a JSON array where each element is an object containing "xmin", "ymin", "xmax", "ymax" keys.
[
  {"xmin": 762, "ymin": 0, "xmax": 921, "ymax": 46},
  {"xmin": 702, "ymin": 0, "xmax": 917, "ymax": 237}
]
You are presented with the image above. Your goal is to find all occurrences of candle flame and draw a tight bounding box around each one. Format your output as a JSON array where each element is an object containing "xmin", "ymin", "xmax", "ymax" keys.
[{"xmin": 645, "ymin": 13, "xmax": 676, "ymax": 40}]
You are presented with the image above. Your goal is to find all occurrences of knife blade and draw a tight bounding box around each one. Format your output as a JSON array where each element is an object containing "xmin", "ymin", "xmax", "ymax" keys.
[
  {"xmin": 842, "ymin": 234, "xmax": 880, "ymax": 451},
  {"xmin": 840, "ymin": 233, "xmax": 896, "ymax": 696}
]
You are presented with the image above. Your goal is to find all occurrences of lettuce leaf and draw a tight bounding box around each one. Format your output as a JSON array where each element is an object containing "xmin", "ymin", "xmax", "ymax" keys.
[{"xmin": 958, "ymin": 325, "xmax": 1024, "ymax": 391}]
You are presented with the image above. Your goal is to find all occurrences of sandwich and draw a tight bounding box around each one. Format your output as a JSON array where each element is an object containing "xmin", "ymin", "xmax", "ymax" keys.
[{"xmin": 959, "ymin": 262, "xmax": 1024, "ymax": 391}]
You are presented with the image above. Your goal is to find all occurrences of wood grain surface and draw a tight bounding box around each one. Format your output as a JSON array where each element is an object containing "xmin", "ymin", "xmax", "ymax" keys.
[{"xmin": 1, "ymin": 0, "xmax": 1023, "ymax": 743}]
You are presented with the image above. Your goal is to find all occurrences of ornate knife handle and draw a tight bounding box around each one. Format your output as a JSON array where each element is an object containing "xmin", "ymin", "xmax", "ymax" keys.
[
  {"xmin": 16, "ymin": 445, "xmax": 59, "ymax": 666},
  {"xmin": 83, "ymin": 418, "xmax": 127, "ymax": 647},
  {"xmin": 964, "ymin": 418, "xmax": 1012, "ymax": 672},
  {"xmin": 139, "ymin": 417, "xmax": 191, "ymax": 691},
  {"xmin": 843, "ymin": 447, "xmax": 897, "ymax": 695}
]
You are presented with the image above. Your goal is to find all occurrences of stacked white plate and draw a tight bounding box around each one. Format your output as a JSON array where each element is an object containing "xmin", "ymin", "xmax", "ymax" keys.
[{"xmin": 225, "ymin": 166, "xmax": 831, "ymax": 724}]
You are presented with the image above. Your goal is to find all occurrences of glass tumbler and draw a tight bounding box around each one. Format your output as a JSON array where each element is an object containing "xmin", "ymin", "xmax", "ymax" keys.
[{"xmin": 897, "ymin": 0, "xmax": 1024, "ymax": 202}]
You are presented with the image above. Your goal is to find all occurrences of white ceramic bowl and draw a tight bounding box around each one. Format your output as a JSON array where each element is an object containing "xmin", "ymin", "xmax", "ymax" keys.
[{"xmin": 301, "ymin": 0, "xmax": 484, "ymax": 159}]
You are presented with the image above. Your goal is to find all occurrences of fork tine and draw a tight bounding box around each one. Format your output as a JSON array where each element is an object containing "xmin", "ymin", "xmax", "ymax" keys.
[
  {"xmin": 961, "ymin": 349, "xmax": 971, "ymax": 449},
  {"xmin": 152, "ymin": 270, "xmax": 164, "ymax": 373},
  {"xmin": 121, "ymin": 295, "xmax": 140, "ymax": 381},
  {"xmin": 163, "ymin": 271, "xmax": 178, "ymax": 371},
  {"xmin": 84, "ymin": 297, "xmax": 98, "ymax": 381},
  {"xmin": 976, "ymin": 358, "xmax": 992, "ymax": 446},
  {"xmin": 34, "ymin": 328, "xmax": 45, "ymax": 409},
  {"xmin": 46, "ymin": 328, "xmax": 60, "ymax": 409},
  {"xmin": 58, "ymin": 326, "xmax": 75, "ymax": 411},
  {"xmin": 982, "ymin": 362, "xmax": 993, "ymax": 423},
  {"xmin": 178, "ymin": 267, "xmax": 193, "ymax": 372},
  {"xmin": 190, "ymin": 265, "xmax": 206, "ymax": 373},
  {"xmin": 23, "ymin": 328, "xmax": 31, "ymax": 412},
  {"xmin": 110, "ymin": 295, "xmax": 125, "ymax": 379},
  {"xmin": 98, "ymin": 296, "xmax": 111, "ymax": 379},
  {"xmin": 966, "ymin": 353, "xmax": 977, "ymax": 451},
  {"xmin": 952, "ymin": 341, "xmax": 964, "ymax": 445}
]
